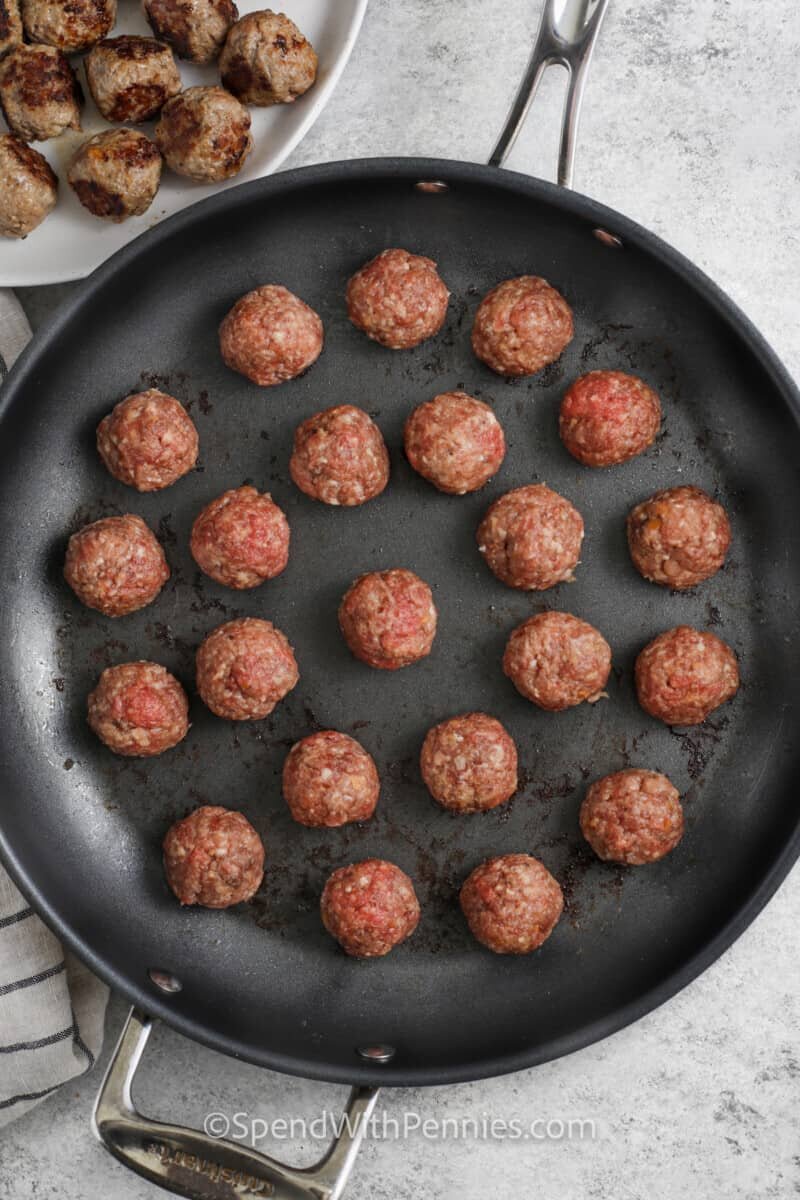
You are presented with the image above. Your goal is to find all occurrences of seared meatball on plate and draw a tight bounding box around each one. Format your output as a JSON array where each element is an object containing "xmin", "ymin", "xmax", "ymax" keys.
[
  {"xmin": 0, "ymin": 43, "xmax": 81, "ymax": 142},
  {"xmin": 68, "ymin": 130, "xmax": 162, "ymax": 222},
  {"xmin": 0, "ymin": 133, "xmax": 57, "ymax": 237},
  {"xmin": 220, "ymin": 9, "xmax": 317, "ymax": 105}
]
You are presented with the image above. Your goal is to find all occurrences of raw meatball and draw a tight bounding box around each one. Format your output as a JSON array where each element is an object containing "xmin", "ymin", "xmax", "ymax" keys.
[
  {"xmin": 503, "ymin": 611, "xmax": 611, "ymax": 711},
  {"xmin": 460, "ymin": 854, "xmax": 563, "ymax": 955},
  {"xmin": 0, "ymin": 0, "xmax": 23, "ymax": 57},
  {"xmin": 627, "ymin": 485, "xmax": 732, "ymax": 590},
  {"xmin": 21, "ymin": 0, "xmax": 115, "ymax": 52},
  {"xmin": 0, "ymin": 43, "xmax": 81, "ymax": 141},
  {"xmin": 404, "ymin": 391, "xmax": 506, "ymax": 495},
  {"xmin": 155, "ymin": 85, "xmax": 252, "ymax": 182},
  {"xmin": 88, "ymin": 661, "xmax": 188, "ymax": 756},
  {"xmin": 339, "ymin": 568, "xmax": 437, "ymax": 670},
  {"xmin": 289, "ymin": 405, "xmax": 389, "ymax": 507},
  {"xmin": 282, "ymin": 731, "xmax": 379, "ymax": 827},
  {"xmin": 560, "ymin": 370, "xmax": 662, "ymax": 467},
  {"xmin": 477, "ymin": 483, "xmax": 584, "ymax": 590},
  {"xmin": 320, "ymin": 859, "xmax": 420, "ymax": 958},
  {"xmin": 196, "ymin": 617, "xmax": 298, "ymax": 720},
  {"xmin": 346, "ymin": 248, "xmax": 449, "ymax": 350},
  {"xmin": 420, "ymin": 712, "xmax": 517, "ymax": 813},
  {"xmin": 85, "ymin": 35, "xmax": 180, "ymax": 123},
  {"xmin": 144, "ymin": 0, "xmax": 237, "ymax": 64},
  {"xmin": 163, "ymin": 805, "xmax": 263, "ymax": 907},
  {"xmin": 471, "ymin": 276, "xmax": 573, "ymax": 377},
  {"xmin": 68, "ymin": 129, "xmax": 162, "ymax": 222},
  {"xmin": 0, "ymin": 133, "xmax": 57, "ymax": 237},
  {"xmin": 64, "ymin": 513, "xmax": 169, "ymax": 617},
  {"xmin": 580, "ymin": 769, "xmax": 684, "ymax": 866},
  {"xmin": 96, "ymin": 389, "xmax": 198, "ymax": 491},
  {"xmin": 635, "ymin": 625, "xmax": 740, "ymax": 726},
  {"xmin": 219, "ymin": 284, "xmax": 323, "ymax": 386},
  {"xmin": 190, "ymin": 485, "xmax": 289, "ymax": 589},
  {"xmin": 220, "ymin": 9, "xmax": 317, "ymax": 106}
]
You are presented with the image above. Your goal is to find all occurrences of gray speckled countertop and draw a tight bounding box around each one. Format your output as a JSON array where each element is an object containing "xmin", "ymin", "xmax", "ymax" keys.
[{"xmin": 4, "ymin": 1, "xmax": 800, "ymax": 1197}]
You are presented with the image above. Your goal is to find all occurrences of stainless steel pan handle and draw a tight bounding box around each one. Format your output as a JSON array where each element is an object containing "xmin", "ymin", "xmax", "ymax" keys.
[
  {"xmin": 490, "ymin": 0, "xmax": 610, "ymax": 187},
  {"xmin": 93, "ymin": 1008, "xmax": 380, "ymax": 1200}
]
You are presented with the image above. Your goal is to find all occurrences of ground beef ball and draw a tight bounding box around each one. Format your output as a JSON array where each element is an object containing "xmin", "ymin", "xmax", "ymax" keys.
[
  {"xmin": 85, "ymin": 35, "xmax": 180, "ymax": 123},
  {"xmin": 420, "ymin": 712, "xmax": 517, "ymax": 813},
  {"xmin": 559, "ymin": 370, "xmax": 661, "ymax": 467},
  {"xmin": 460, "ymin": 854, "xmax": 563, "ymax": 955},
  {"xmin": 627, "ymin": 485, "xmax": 732, "ymax": 590},
  {"xmin": 0, "ymin": 0, "xmax": 23, "ymax": 58},
  {"xmin": 21, "ymin": 0, "xmax": 115, "ymax": 52},
  {"xmin": 320, "ymin": 859, "xmax": 420, "ymax": 958},
  {"xmin": 580, "ymin": 769, "xmax": 684, "ymax": 866},
  {"xmin": 289, "ymin": 405, "xmax": 389, "ymax": 507},
  {"xmin": 155, "ymin": 85, "xmax": 251, "ymax": 182},
  {"xmin": 144, "ymin": 0, "xmax": 237, "ymax": 63},
  {"xmin": 283, "ymin": 731, "xmax": 379, "ymax": 827},
  {"xmin": 219, "ymin": 284, "xmax": 323, "ymax": 387},
  {"xmin": 339, "ymin": 568, "xmax": 437, "ymax": 670},
  {"xmin": 503, "ymin": 611, "xmax": 611, "ymax": 711},
  {"xmin": 196, "ymin": 617, "xmax": 298, "ymax": 720},
  {"xmin": 635, "ymin": 625, "xmax": 740, "ymax": 726},
  {"xmin": 64, "ymin": 514, "xmax": 169, "ymax": 616},
  {"xmin": 96, "ymin": 389, "xmax": 198, "ymax": 491},
  {"xmin": 0, "ymin": 43, "xmax": 81, "ymax": 141},
  {"xmin": 190, "ymin": 485, "xmax": 289, "ymax": 589},
  {"xmin": 404, "ymin": 391, "xmax": 506, "ymax": 495},
  {"xmin": 0, "ymin": 133, "xmax": 57, "ymax": 237},
  {"xmin": 477, "ymin": 483, "xmax": 584, "ymax": 591},
  {"xmin": 68, "ymin": 129, "xmax": 162, "ymax": 222},
  {"xmin": 220, "ymin": 9, "xmax": 317, "ymax": 106},
  {"xmin": 88, "ymin": 660, "xmax": 189, "ymax": 756},
  {"xmin": 471, "ymin": 276, "xmax": 573, "ymax": 377},
  {"xmin": 163, "ymin": 805, "xmax": 263, "ymax": 907},
  {"xmin": 346, "ymin": 248, "xmax": 449, "ymax": 350}
]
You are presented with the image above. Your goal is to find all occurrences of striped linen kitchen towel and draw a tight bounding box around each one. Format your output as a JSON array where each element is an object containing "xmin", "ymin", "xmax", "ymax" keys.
[{"xmin": 0, "ymin": 288, "xmax": 109, "ymax": 1127}]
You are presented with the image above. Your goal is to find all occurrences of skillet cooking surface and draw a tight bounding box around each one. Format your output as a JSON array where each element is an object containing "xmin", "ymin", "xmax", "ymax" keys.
[{"xmin": 1, "ymin": 161, "xmax": 799, "ymax": 1086}]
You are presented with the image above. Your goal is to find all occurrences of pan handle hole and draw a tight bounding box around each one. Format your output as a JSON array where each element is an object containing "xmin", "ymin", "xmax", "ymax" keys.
[
  {"xmin": 357, "ymin": 1044, "xmax": 395, "ymax": 1063},
  {"xmin": 415, "ymin": 180, "xmax": 449, "ymax": 194},
  {"xmin": 148, "ymin": 968, "xmax": 182, "ymax": 994},
  {"xmin": 592, "ymin": 227, "xmax": 624, "ymax": 249}
]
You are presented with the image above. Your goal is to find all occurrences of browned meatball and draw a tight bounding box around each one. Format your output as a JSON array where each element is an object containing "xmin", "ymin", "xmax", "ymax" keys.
[
  {"xmin": 219, "ymin": 284, "xmax": 323, "ymax": 387},
  {"xmin": 627, "ymin": 485, "xmax": 732, "ymax": 590},
  {"xmin": 85, "ymin": 35, "xmax": 180, "ymax": 123},
  {"xmin": 196, "ymin": 617, "xmax": 298, "ymax": 720},
  {"xmin": 0, "ymin": 0, "xmax": 23, "ymax": 57},
  {"xmin": 88, "ymin": 661, "xmax": 189, "ymax": 756},
  {"xmin": 144, "ymin": 0, "xmax": 237, "ymax": 64},
  {"xmin": 282, "ymin": 731, "xmax": 379, "ymax": 828},
  {"xmin": 477, "ymin": 483, "xmax": 584, "ymax": 590},
  {"xmin": 0, "ymin": 43, "xmax": 81, "ymax": 142},
  {"xmin": 21, "ymin": 0, "xmax": 115, "ymax": 52},
  {"xmin": 420, "ymin": 712, "xmax": 517, "ymax": 813},
  {"xmin": 471, "ymin": 276, "xmax": 573, "ymax": 377},
  {"xmin": 220, "ymin": 9, "xmax": 317, "ymax": 105},
  {"xmin": 320, "ymin": 859, "xmax": 420, "ymax": 958},
  {"xmin": 155, "ymin": 85, "xmax": 252, "ymax": 182},
  {"xmin": 460, "ymin": 854, "xmax": 563, "ymax": 955},
  {"xmin": 404, "ymin": 391, "xmax": 506, "ymax": 496},
  {"xmin": 68, "ymin": 129, "xmax": 162, "ymax": 222},
  {"xmin": 635, "ymin": 626, "xmax": 740, "ymax": 726},
  {"xmin": 190, "ymin": 485, "xmax": 289, "ymax": 589},
  {"xmin": 559, "ymin": 370, "xmax": 662, "ymax": 467},
  {"xmin": 64, "ymin": 514, "xmax": 169, "ymax": 616},
  {"xmin": 580, "ymin": 769, "xmax": 684, "ymax": 866},
  {"xmin": 163, "ymin": 805, "xmax": 263, "ymax": 907},
  {"xmin": 346, "ymin": 248, "xmax": 450, "ymax": 350},
  {"xmin": 0, "ymin": 133, "xmax": 57, "ymax": 237},
  {"xmin": 289, "ymin": 405, "xmax": 389, "ymax": 507},
  {"xmin": 503, "ymin": 611, "xmax": 611, "ymax": 711},
  {"xmin": 96, "ymin": 389, "xmax": 198, "ymax": 491},
  {"xmin": 339, "ymin": 568, "xmax": 437, "ymax": 670}
]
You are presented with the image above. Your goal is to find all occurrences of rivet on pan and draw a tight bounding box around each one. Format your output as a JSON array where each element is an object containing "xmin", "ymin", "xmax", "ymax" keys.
[
  {"xmin": 592, "ymin": 227, "xmax": 623, "ymax": 249},
  {"xmin": 357, "ymin": 1044, "xmax": 396, "ymax": 1063},
  {"xmin": 415, "ymin": 180, "xmax": 449, "ymax": 194},
  {"xmin": 148, "ymin": 968, "xmax": 182, "ymax": 994}
]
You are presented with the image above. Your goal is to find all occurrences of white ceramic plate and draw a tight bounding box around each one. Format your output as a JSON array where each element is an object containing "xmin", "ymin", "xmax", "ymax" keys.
[{"xmin": 0, "ymin": 0, "xmax": 368, "ymax": 286}]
